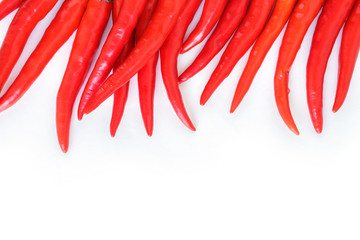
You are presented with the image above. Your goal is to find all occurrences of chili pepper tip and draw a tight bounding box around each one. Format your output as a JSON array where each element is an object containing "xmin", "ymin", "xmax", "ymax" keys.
[{"xmin": 60, "ymin": 143, "xmax": 68, "ymax": 153}]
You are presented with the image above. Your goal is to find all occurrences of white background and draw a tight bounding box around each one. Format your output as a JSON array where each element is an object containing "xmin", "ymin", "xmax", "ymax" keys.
[{"xmin": 1, "ymin": 1, "xmax": 360, "ymax": 239}]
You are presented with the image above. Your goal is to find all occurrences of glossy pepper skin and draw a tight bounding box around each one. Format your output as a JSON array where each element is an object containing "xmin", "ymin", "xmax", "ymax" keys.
[
  {"xmin": 110, "ymin": 0, "xmax": 136, "ymax": 138},
  {"xmin": 83, "ymin": 0, "xmax": 187, "ymax": 115},
  {"xmin": 160, "ymin": 0, "xmax": 202, "ymax": 131},
  {"xmin": 0, "ymin": 0, "xmax": 88, "ymax": 113},
  {"xmin": 56, "ymin": 0, "xmax": 112, "ymax": 153},
  {"xmin": 0, "ymin": 0, "xmax": 57, "ymax": 92},
  {"xmin": 333, "ymin": 0, "xmax": 360, "ymax": 113},
  {"xmin": 136, "ymin": 0, "xmax": 159, "ymax": 136},
  {"xmin": 0, "ymin": 0, "xmax": 23, "ymax": 21},
  {"xmin": 181, "ymin": 0, "xmax": 227, "ymax": 53},
  {"xmin": 109, "ymin": 34, "xmax": 135, "ymax": 137},
  {"xmin": 307, "ymin": 0, "xmax": 356, "ymax": 133},
  {"xmin": 77, "ymin": 0, "xmax": 147, "ymax": 120},
  {"xmin": 274, "ymin": 0, "xmax": 326, "ymax": 135},
  {"xmin": 230, "ymin": 0, "xmax": 298, "ymax": 114},
  {"xmin": 200, "ymin": 0, "xmax": 276, "ymax": 106},
  {"xmin": 179, "ymin": 0, "xmax": 250, "ymax": 83}
]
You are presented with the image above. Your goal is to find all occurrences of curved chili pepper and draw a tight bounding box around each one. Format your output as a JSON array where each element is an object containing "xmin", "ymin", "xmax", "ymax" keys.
[
  {"xmin": 77, "ymin": 0, "xmax": 147, "ymax": 120},
  {"xmin": 333, "ymin": 0, "xmax": 360, "ymax": 113},
  {"xmin": 230, "ymin": 0, "xmax": 298, "ymax": 114},
  {"xmin": 83, "ymin": 0, "xmax": 187, "ymax": 115},
  {"xmin": 274, "ymin": 0, "xmax": 325, "ymax": 135},
  {"xmin": 181, "ymin": 0, "xmax": 227, "ymax": 54},
  {"xmin": 200, "ymin": 0, "xmax": 276, "ymax": 106},
  {"xmin": 0, "ymin": 0, "xmax": 57, "ymax": 93},
  {"xmin": 136, "ymin": 0, "xmax": 159, "ymax": 136},
  {"xmin": 0, "ymin": 0, "xmax": 88, "ymax": 112},
  {"xmin": 307, "ymin": 0, "xmax": 356, "ymax": 133},
  {"xmin": 160, "ymin": 0, "xmax": 202, "ymax": 131},
  {"xmin": 109, "ymin": 33, "xmax": 135, "ymax": 137},
  {"xmin": 179, "ymin": 0, "xmax": 250, "ymax": 83},
  {"xmin": 56, "ymin": 0, "xmax": 112, "ymax": 153},
  {"xmin": 0, "ymin": 0, "xmax": 23, "ymax": 21},
  {"xmin": 109, "ymin": 0, "xmax": 136, "ymax": 137}
]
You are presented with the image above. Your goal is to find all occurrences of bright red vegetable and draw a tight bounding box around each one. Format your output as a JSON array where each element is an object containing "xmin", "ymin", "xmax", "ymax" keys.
[
  {"xmin": 110, "ymin": 34, "xmax": 135, "ymax": 137},
  {"xmin": 200, "ymin": 0, "xmax": 276, "ymax": 106},
  {"xmin": 160, "ymin": 0, "xmax": 201, "ymax": 131},
  {"xmin": 56, "ymin": 0, "xmax": 112, "ymax": 153},
  {"xmin": 0, "ymin": 0, "xmax": 23, "ymax": 21},
  {"xmin": 181, "ymin": 0, "xmax": 227, "ymax": 53},
  {"xmin": 307, "ymin": 0, "xmax": 356, "ymax": 133},
  {"xmin": 230, "ymin": 0, "xmax": 298, "ymax": 113},
  {"xmin": 110, "ymin": 0, "xmax": 136, "ymax": 138},
  {"xmin": 0, "ymin": 0, "xmax": 88, "ymax": 112},
  {"xmin": 0, "ymin": 0, "xmax": 57, "ymax": 92},
  {"xmin": 274, "ymin": 0, "xmax": 325, "ymax": 135},
  {"xmin": 83, "ymin": 0, "xmax": 187, "ymax": 115},
  {"xmin": 179, "ymin": 0, "xmax": 250, "ymax": 83},
  {"xmin": 136, "ymin": 0, "xmax": 159, "ymax": 136},
  {"xmin": 333, "ymin": 0, "xmax": 360, "ymax": 113},
  {"xmin": 77, "ymin": 0, "xmax": 147, "ymax": 120}
]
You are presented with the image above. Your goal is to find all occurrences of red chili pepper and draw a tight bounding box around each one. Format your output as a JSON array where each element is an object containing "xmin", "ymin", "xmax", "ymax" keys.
[
  {"xmin": 307, "ymin": 0, "xmax": 356, "ymax": 133},
  {"xmin": 230, "ymin": 0, "xmax": 298, "ymax": 114},
  {"xmin": 274, "ymin": 0, "xmax": 325, "ymax": 135},
  {"xmin": 200, "ymin": 0, "xmax": 276, "ymax": 106},
  {"xmin": 136, "ymin": 0, "xmax": 159, "ymax": 136},
  {"xmin": 0, "ymin": 0, "xmax": 23, "ymax": 21},
  {"xmin": 109, "ymin": 0, "xmax": 136, "ymax": 138},
  {"xmin": 56, "ymin": 0, "xmax": 112, "ymax": 153},
  {"xmin": 109, "ymin": 34, "xmax": 135, "ymax": 137},
  {"xmin": 77, "ymin": 0, "xmax": 147, "ymax": 120},
  {"xmin": 0, "ymin": 0, "xmax": 57, "ymax": 92},
  {"xmin": 181, "ymin": 0, "xmax": 227, "ymax": 53},
  {"xmin": 0, "ymin": 0, "xmax": 88, "ymax": 112},
  {"xmin": 83, "ymin": 0, "xmax": 187, "ymax": 115},
  {"xmin": 333, "ymin": 0, "xmax": 360, "ymax": 113},
  {"xmin": 160, "ymin": 0, "xmax": 201, "ymax": 131},
  {"xmin": 179, "ymin": 0, "xmax": 250, "ymax": 83}
]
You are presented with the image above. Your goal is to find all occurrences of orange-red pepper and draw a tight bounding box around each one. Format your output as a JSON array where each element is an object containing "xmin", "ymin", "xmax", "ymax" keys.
[
  {"xmin": 307, "ymin": 0, "xmax": 356, "ymax": 133},
  {"xmin": 230, "ymin": 0, "xmax": 298, "ymax": 113},
  {"xmin": 83, "ymin": 0, "xmax": 187, "ymax": 115},
  {"xmin": 333, "ymin": 0, "xmax": 360, "ymax": 113},
  {"xmin": 0, "ymin": 0, "xmax": 57, "ymax": 92},
  {"xmin": 0, "ymin": 0, "xmax": 88, "ymax": 112},
  {"xmin": 274, "ymin": 0, "xmax": 326, "ymax": 135},
  {"xmin": 56, "ymin": 0, "xmax": 112, "ymax": 153}
]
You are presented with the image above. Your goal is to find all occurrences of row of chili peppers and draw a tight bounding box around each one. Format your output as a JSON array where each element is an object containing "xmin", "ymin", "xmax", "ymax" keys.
[{"xmin": 0, "ymin": 0, "xmax": 359, "ymax": 152}]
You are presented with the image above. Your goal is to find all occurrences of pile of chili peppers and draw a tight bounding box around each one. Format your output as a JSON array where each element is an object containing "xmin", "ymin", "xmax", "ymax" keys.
[{"xmin": 0, "ymin": 0, "xmax": 359, "ymax": 152}]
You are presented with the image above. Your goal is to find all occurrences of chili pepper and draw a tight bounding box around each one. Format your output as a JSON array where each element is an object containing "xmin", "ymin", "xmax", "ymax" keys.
[
  {"xmin": 200, "ymin": 0, "xmax": 276, "ymax": 106},
  {"xmin": 230, "ymin": 0, "xmax": 298, "ymax": 114},
  {"xmin": 181, "ymin": 0, "xmax": 227, "ymax": 54},
  {"xmin": 307, "ymin": 0, "xmax": 356, "ymax": 133},
  {"xmin": 136, "ymin": 0, "xmax": 159, "ymax": 136},
  {"xmin": 0, "ymin": 0, "xmax": 23, "ymax": 21},
  {"xmin": 333, "ymin": 0, "xmax": 360, "ymax": 113},
  {"xmin": 110, "ymin": 0, "xmax": 137, "ymax": 137},
  {"xmin": 0, "ymin": 0, "xmax": 88, "ymax": 112},
  {"xmin": 56, "ymin": 0, "xmax": 112, "ymax": 153},
  {"xmin": 82, "ymin": 0, "xmax": 187, "ymax": 115},
  {"xmin": 109, "ymin": 34, "xmax": 135, "ymax": 137},
  {"xmin": 274, "ymin": 0, "xmax": 325, "ymax": 135},
  {"xmin": 0, "ymin": 0, "xmax": 57, "ymax": 93},
  {"xmin": 179, "ymin": 0, "xmax": 250, "ymax": 83},
  {"xmin": 160, "ymin": 0, "xmax": 202, "ymax": 131},
  {"xmin": 77, "ymin": 0, "xmax": 147, "ymax": 120}
]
